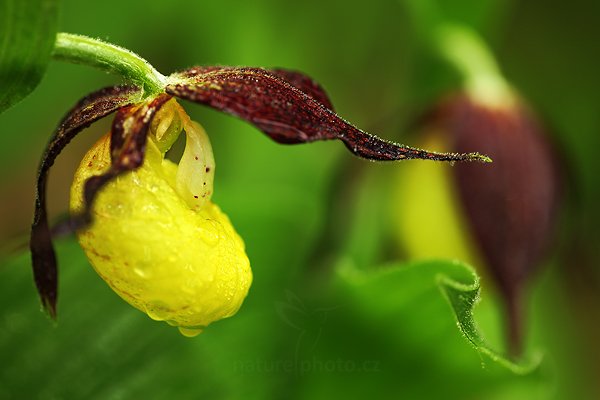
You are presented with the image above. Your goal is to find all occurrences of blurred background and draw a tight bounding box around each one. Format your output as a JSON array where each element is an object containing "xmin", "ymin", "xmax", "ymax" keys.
[{"xmin": 1, "ymin": 0, "xmax": 599, "ymax": 398}]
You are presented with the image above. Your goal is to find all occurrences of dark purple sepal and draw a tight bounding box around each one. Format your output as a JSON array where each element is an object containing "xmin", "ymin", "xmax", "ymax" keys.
[
  {"xmin": 171, "ymin": 66, "xmax": 335, "ymax": 111},
  {"xmin": 267, "ymin": 68, "xmax": 335, "ymax": 111},
  {"xmin": 30, "ymin": 85, "xmax": 142, "ymax": 318},
  {"xmin": 166, "ymin": 67, "xmax": 489, "ymax": 163}
]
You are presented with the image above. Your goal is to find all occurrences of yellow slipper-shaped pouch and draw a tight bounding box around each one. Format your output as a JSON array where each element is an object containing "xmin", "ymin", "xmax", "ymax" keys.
[{"xmin": 70, "ymin": 100, "xmax": 252, "ymax": 337}]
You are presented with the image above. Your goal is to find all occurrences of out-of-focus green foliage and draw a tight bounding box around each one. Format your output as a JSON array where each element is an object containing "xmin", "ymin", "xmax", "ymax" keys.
[
  {"xmin": 0, "ymin": 239, "xmax": 545, "ymax": 399},
  {"xmin": 1, "ymin": 0, "xmax": 599, "ymax": 399},
  {"xmin": 300, "ymin": 259, "xmax": 546, "ymax": 398},
  {"xmin": 0, "ymin": 0, "xmax": 58, "ymax": 114}
]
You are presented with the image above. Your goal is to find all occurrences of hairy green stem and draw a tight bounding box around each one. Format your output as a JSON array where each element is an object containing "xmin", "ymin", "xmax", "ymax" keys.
[
  {"xmin": 436, "ymin": 24, "xmax": 513, "ymax": 107},
  {"xmin": 52, "ymin": 33, "xmax": 165, "ymax": 96},
  {"xmin": 403, "ymin": 0, "xmax": 513, "ymax": 106}
]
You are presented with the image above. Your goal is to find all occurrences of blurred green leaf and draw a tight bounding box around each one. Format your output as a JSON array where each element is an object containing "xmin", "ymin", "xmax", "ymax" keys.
[
  {"xmin": 293, "ymin": 259, "xmax": 546, "ymax": 399},
  {"xmin": 0, "ymin": 238, "xmax": 547, "ymax": 399},
  {"xmin": 0, "ymin": 0, "xmax": 58, "ymax": 114}
]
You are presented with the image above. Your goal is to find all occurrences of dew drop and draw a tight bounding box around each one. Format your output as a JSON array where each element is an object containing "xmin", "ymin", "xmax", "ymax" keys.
[
  {"xmin": 198, "ymin": 223, "xmax": 219, "ymax": 246},
  {"xmin": 178, "ymin": 326, "xmax": 204, "ymax": 337},
  {"xmin": 145, "ymin": 301, "xmax": 171, "ymax": 321},
  {"xmin": 133, "ymin": 267, "xmax": 148, "ymax": 278}
]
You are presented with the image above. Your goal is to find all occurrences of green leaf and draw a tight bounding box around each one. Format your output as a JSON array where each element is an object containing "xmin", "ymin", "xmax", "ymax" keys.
[
  {"xmin": 340, "ymin": 259, "xmax": 543, "ymax": 372},
  {"xmin": 0, "ymin": 245, "xmax": 548, "ymax": 398},
  {"xmin": 0, "ymin": 0, "xmax": 59, "ymax": 114},
  {"xmin": 293, "ymin": 259, "xmax": 547, "ymax": 399},
  {"xmin": 435, "ymin": 264, "xmax": 541, "ymax": 374}
]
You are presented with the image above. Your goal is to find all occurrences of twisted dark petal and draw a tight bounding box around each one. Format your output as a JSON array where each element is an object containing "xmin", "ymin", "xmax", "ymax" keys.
[
  {"xmin": 30, "ymin": 85, "xmax": 141, "ymax": 318},
  {"xmin": 68, "ymin": 94, "xmax": 173, "ymax": 232},
  {"xmin": 166, "ymin": 67, "xmax": 489, "ymax": 162}
]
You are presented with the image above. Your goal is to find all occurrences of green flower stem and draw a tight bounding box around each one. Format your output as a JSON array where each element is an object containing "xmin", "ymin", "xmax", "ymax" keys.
[
  {"xmin": 435, "ymin": 24, "xmax": 513, "ymax": 107},
  {"xmin": 52, "ymin": 33, "xmax": 165, "ymax": 96},
  {"xmin": 403, "ymin": 0, "xmax": 513, "ymax": 106}
]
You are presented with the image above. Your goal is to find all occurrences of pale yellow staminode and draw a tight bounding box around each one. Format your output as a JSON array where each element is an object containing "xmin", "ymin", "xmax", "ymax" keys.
[{"xmin": 70, "ymin": 100, "xmax": 252, "ymax": 337}]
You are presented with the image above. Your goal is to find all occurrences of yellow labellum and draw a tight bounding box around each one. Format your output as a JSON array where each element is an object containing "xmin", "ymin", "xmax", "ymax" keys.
[
  {"xmin": 390, "ymin": 132, "xmax": 483, "ymax": 268},
  {"xmin": 70, "ymin": 101, "xmax": 252, "ymax": 337}
]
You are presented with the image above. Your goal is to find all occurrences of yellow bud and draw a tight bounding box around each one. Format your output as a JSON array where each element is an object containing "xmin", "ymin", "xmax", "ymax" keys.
[{"xmin": 70, "ymin": 102, "xmax": 251, "ymax": 337}]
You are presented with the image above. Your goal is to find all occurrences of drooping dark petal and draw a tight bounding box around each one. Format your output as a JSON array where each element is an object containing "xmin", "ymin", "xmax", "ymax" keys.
[
  {"xmin": 68, "ymin": 93, "xmax": 172, "ymax": 231},
  {"xmin": 30, "ymin": 85, "xmax": 142, "ymax": 318},
  {"xmin": 166, "ymin": 67, "xmax": 489, "ymax": 163}
]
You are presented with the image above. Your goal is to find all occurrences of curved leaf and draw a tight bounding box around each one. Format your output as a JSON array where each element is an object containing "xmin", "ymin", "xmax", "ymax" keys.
[
  {"xmin": 0, "ymin": 0, "xmax": 59, "ymax": 114},
  {"xmin": 333, "ymin": 259, "xmax": 542, "ymax": 374}
]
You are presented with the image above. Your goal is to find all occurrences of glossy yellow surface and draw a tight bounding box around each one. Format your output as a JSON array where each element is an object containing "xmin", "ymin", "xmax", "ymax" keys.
[{"xmin": 70, "ymin": 113, "xmax": 251, "ymax": 337}]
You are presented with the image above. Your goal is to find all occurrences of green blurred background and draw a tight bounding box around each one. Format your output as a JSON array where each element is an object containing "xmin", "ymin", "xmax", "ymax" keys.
[{"xmin": 1, "ymin": 0, "xmax": 599, "ymax": 398}]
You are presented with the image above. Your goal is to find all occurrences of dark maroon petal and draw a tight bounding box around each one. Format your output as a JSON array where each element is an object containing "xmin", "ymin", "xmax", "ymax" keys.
[
  {"xmin": 432, "ymin": 93, "xmax": 561, "ymax": 355},
  {"xmin": 166, "ymin": 67, "xmax": 489, "ymax": 162},
  {"xmin": 69, "ymin": 94, "xmax": 172, "ymax": 231},
  {"xmin": 267, "ymin": 68, "xmax": 334, "ymax": 111},
  {"xmin": 30, "ymin": 85, "xmax": 141, "ymax": 318},
  {"xmin": 171, "ymin": 66, "xmax": 335, "ymax": 110}
]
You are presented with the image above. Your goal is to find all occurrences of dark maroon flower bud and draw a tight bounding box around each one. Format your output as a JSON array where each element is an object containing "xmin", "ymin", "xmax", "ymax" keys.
[{"xmin": 427, "ymin": 92, "xmax": 562, "ymax": 356}]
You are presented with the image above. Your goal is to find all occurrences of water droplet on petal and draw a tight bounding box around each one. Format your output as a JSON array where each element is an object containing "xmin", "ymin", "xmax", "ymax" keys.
[
  {"xmin": 133, "ymin": 267, "xmax": 148, "ymax": 278},
  {"xmin": 145, "ymin": 301, "xmax": 171, "ymax": 321},
  {"xmin": 178, "ymin": 326, "xmax": 204, "ymax": 337}
]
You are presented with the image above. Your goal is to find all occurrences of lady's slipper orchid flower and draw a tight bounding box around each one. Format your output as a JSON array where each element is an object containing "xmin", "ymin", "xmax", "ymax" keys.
[
  {"xmin": 30, "ymin": 60, "xmax": 490, "ymax": 335},
  {"xmin": 392, "ymin": 23, "xmax": 561, "ymax": 355}
]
